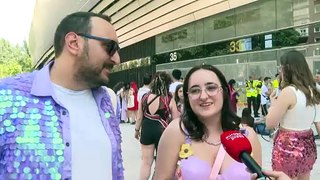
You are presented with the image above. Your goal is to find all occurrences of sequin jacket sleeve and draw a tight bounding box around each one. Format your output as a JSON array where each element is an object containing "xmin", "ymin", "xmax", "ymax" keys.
[{"xmin": 101, "ymin": 88, "xmax": 124, "ymax": 180}]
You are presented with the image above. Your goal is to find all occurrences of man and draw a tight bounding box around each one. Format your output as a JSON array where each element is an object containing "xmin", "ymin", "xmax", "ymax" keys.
[
  {"xmin": 0, "ymin": 12, "xmax": 124, "ymax": 180},
  {"xmin": 254, "ymin": 76, "xmax": 263, "ymax": 115},
  {"xmin": 261, "ymin": 77, "xmax": 271, "ymax": 117},
  {"xmin": 314, "ymin": 71, "xmax": 320, "ymax": 139},
  {"xmin": 272, "ymin": 73, "xmax": 280, "ymax": 90},
  {"xmin": 315, "ymin": 71, "xmax": 320, "ymax": 84},
  {"xmin": 246, "ymin": 75, "xmax": 258, "ymax": 117},
  {"xmin": 137, "ymin": 74, "xmax": 152, "ymax": 102},
  {"xmin": 169, "ymin": 69, "xmax": 183, "ymax": 95}
]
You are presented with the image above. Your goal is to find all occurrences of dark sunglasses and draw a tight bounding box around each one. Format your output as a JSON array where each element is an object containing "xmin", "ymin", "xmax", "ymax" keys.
[{"xmin": 77, "ymin": 33, "xmax": 120, "ymax": 56}]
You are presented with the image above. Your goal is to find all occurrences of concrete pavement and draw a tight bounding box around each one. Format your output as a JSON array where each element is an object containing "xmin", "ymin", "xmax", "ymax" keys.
[{"xmin": 120, "ymin": 123, "xmax": 320, "ymax": 179}]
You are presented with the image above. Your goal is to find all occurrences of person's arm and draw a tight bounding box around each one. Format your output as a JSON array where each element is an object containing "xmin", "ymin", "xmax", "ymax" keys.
[
  {"xmin": 266, "ymin": 87, "xmax": 295, "ymax": 129},
  {"xmin": 245, "ymin": 126, "xmax": 262, "ymax": 166},
  {"xmin": 134, "ymin": 98, "xmax": 144, "ymax": 139},
  {"xmin": 251, "ymin": 170, "xmax": 292, "ymax": 180},
  {"xmin": 169, "ymin": 98, "xmax": 180, "ymax": 119},
  {"xmin": 154, "ymin": 119, "xmax": 184, "ymax": 180}
]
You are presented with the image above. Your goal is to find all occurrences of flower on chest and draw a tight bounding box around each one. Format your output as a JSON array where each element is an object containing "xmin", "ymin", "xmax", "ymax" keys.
[{"xmin": 179, "ymin": 143, "xmax": 193, "ymax": 159}]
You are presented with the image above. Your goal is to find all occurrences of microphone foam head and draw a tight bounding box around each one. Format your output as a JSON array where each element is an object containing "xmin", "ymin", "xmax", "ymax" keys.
[{"xmin": 220, "ymin": 130, "xmax": 252, "ymax": 162}]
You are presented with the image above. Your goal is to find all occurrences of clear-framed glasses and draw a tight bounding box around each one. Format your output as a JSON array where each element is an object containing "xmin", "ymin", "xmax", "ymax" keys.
[
  {"xmin": 76, "ymin": 33, "xmax": 120, "ymax": 56},
  {"xmin": 187, "ymin": 84, "xmax": 222, "ymax": 100}
]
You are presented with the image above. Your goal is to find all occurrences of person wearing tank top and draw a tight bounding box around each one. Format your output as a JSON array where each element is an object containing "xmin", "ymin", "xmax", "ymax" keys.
[
  {"xmin": 134, "ymin": 71, "xmax": 180, "ymax": 180},
  {"xmin": 266, "ymin": 50, "xmax": 320, "ymax": 179},
  {"xmin": 154, "ymin": 65, "xmax": 262, "ymax": 180}
]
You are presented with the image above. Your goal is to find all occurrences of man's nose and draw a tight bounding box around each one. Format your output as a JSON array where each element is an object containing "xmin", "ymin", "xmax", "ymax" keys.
[{"xmin": 111, "ymin": 51, "xmax": 120, "ymax": 65}]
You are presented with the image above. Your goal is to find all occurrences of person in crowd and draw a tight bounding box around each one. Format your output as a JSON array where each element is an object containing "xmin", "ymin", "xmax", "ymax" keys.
[
  {"xmin": 246, "ymin": 75, "xmax": 259, "ymax": 117},
  {"xmin": 254, "ymin": 77, "xmax": 263, "ymax": 115},
  {"xmin": 134, "ymin": 71, "xmax": 179, "ymax": 180},
  {"xmin": 174, "ymin": 84, "xmax": 184, "ymax": 113},
  {"xmin": 113, "ymin": 81, "xmax": 124, "ymax": 123},
  {"xmin": 314, "ymin": 71, "xmax": 320, "ymax": 139},
  {"xmin": 272, "ymin": 73, "xmax": 280, "ymax": 90},
  {"xmin": 0, "ymin": 12, "xmax": 124, "ymax": 179},
  {"xmin": 241, "ymin": 107, "xmax": 255, "ymax": 128},
  {"xmin": 315, "ymin": 71, "xmax": 320, "ymax": 85},
  {"xmin": 228, "ymin": 79, "xmax": 238, "ymax": 113},
  {"xmin": 120, "ymin": 82, "xmax": 130, "ymax": 123},
  {"xmin": 138, "ymin": 73, "xmax": 152, "ymax": 102},
  {"xmin": 266, "ymin": 50, "xmax": 320, "ymax": 179},
  {"xmin": 169, "ymin": 69, "xmax": 183, "ymax": 95},
  {"xmin": 127, "ymin": 81, "xmax": 139, "ymax": 124},
  {"xmin": 154, "ymin": 64, "xmax": 261, "ymax": 180},
  {"xmin": 261, "ymin": 77, "xmax": 272, "ymax": 117}
]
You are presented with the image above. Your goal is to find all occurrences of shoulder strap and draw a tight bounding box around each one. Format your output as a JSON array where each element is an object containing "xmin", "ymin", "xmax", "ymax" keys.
[
  {"xmin": 209, "ymin": 145, "xmax": 226, "ymax": 180},
  {"xmin": 142, "ymin": 94, "xmax": 160, "ymax": 112},
  {"xmin": 147, "ymin": 94, "xmax": 160, "ymax": 107}
]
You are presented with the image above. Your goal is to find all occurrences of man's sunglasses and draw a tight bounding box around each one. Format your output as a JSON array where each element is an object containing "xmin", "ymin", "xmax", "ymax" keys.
[{"xmin": 77, "ymin": 33, "xmax": 120, "ymax": 56}]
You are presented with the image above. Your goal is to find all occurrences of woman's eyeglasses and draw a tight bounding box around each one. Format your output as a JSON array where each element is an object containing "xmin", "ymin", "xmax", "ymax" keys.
[
  {"xmin": 187, "ymin": 84, "xmax": 222, "ymax": 100},
  {"xmin": 77, "ymin": 33, "xmax": 120, "ymax": 56}
]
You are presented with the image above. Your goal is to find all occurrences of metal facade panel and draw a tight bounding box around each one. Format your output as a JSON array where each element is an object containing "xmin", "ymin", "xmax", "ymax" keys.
[{"xmin": 29, "ymin": 0, "xmax": 257, "ymax": 66}]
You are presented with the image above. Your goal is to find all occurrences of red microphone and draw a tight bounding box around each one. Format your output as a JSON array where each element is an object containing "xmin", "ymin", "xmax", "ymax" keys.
[{"xmin": 221, "ymin": 130, "xmax": 266, "ymax": 179}]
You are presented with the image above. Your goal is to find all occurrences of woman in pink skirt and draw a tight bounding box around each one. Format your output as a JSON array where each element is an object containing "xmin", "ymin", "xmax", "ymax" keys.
[{"xmin": 266, "ymin": 50, "xmax": 320, "ymax": 179}]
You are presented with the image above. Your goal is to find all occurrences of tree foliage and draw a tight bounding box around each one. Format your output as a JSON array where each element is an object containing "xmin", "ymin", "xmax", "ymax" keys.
[{"xmin": 0, "ymin": 39, "xmax": 33, "ymax": 78}]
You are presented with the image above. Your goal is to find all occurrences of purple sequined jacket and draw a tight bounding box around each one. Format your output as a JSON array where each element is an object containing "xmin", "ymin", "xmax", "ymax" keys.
[{"xmin": 0, "ymin": 62, "xmax": 124, "ymax": 180}]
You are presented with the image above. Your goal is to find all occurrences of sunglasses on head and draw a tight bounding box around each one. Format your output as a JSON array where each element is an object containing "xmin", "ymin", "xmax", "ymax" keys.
[{"xmin": 76, "ymin": 33, "xmax": 120, "ymax": 56}]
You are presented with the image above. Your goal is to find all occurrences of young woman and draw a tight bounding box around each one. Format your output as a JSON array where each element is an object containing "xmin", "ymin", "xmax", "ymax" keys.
[
  {"xmin": 127, "ymin": 81, "xmax": 139, "ymax": 124},
  {"xmin": 266, "ymin": 50, "xmax": 320, "ymax": 179},
  {"xmin": 228, "ymin": 79, "xmax": 238, "ymax": 113},
  {"xmin": 154, "ymin": 64, "xmax": 261, "ymax": 180},
  {"xmin": 174, "ymin": 84, "xmax": 184, "ymax": 113},
  {"xmin": 134, "ymin": 71, "xmax": 179, "ymax": 180},
  {"xmin": 241, "ymin": 107, "xmax": 254, "ymax": 128}
]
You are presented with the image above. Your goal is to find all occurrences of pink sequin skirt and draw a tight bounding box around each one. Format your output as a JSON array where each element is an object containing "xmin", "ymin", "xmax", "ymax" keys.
[{"xmin": 272, "ymin": 129, "xmax": 317, "ymax": 178}]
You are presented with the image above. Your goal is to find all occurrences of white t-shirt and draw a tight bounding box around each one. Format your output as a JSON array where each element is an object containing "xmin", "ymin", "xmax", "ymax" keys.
[
  {"xmin": 53, "ymin": 84, "xmax": 112, "ymax": 180},
  {"xmin": 138, "ymin": 86, "xmax": 150, "ymax": 102},
  {"xmin": 169, "ymin": 81, "xmax": 183, "ymax": 93},
  {"xmin": 260, "ymin": 84, "xmax": 269, "ymax": 105}
]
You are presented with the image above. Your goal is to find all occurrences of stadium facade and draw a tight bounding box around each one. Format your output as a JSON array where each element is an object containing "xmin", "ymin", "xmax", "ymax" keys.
[{"xmin": 29, "ymin": 0, "xmax": 320, "ymax": 88}]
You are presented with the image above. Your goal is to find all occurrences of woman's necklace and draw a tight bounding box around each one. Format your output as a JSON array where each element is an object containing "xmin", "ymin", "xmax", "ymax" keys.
[{"xmin": 202, "ymin": 135, "xmax": 221, "ymax": 146}]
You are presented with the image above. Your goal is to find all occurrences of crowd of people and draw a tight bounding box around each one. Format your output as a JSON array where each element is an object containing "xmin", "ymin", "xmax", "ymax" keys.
[{"xmin": 0, "ymin": 11, "xmax": 319, "ymax": 180}]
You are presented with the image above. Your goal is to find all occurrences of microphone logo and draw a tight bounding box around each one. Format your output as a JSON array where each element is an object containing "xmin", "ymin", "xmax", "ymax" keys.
[{"xmin": 225, "ymin": 132, "xmax": 245, "ymax": 141}]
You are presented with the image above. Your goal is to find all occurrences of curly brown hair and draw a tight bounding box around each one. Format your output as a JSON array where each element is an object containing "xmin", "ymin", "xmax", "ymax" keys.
[{"xmin": 150, "ymin": 71, "xmax": 172, "ymax": 96}]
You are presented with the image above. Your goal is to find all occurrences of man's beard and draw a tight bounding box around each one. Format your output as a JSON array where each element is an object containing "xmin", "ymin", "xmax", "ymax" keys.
[{"xmin": 75, "ymin": 45, "xmax": 112, "ymax": 88}]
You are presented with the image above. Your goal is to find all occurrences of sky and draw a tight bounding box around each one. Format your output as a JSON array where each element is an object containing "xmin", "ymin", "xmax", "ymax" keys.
[{"xmin": 0, "ymin": 0, "xmax": 36, "ymax": 45}]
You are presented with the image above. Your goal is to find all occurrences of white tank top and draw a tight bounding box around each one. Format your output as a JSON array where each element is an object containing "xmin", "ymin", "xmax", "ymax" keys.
[{"xmin": 280, "ymin": 86, "xmax": 320, "ymax": 130}]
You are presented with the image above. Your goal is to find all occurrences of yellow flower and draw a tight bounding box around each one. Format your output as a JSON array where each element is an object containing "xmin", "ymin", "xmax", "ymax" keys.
[{"xmin": 179, "ymin": 143, "xmax": 193, "ymax": 159}]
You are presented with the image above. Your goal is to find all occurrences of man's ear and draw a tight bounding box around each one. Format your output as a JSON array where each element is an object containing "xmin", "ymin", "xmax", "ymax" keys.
[{"xmin": 64, "ymin": 32, "xmax": 81, "ymax": 56}]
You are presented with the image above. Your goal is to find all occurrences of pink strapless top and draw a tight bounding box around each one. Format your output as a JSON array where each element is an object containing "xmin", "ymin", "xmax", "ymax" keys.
[{"xmin": 180, "ymin": 155, "xmax": 250, "ymax": 180}]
